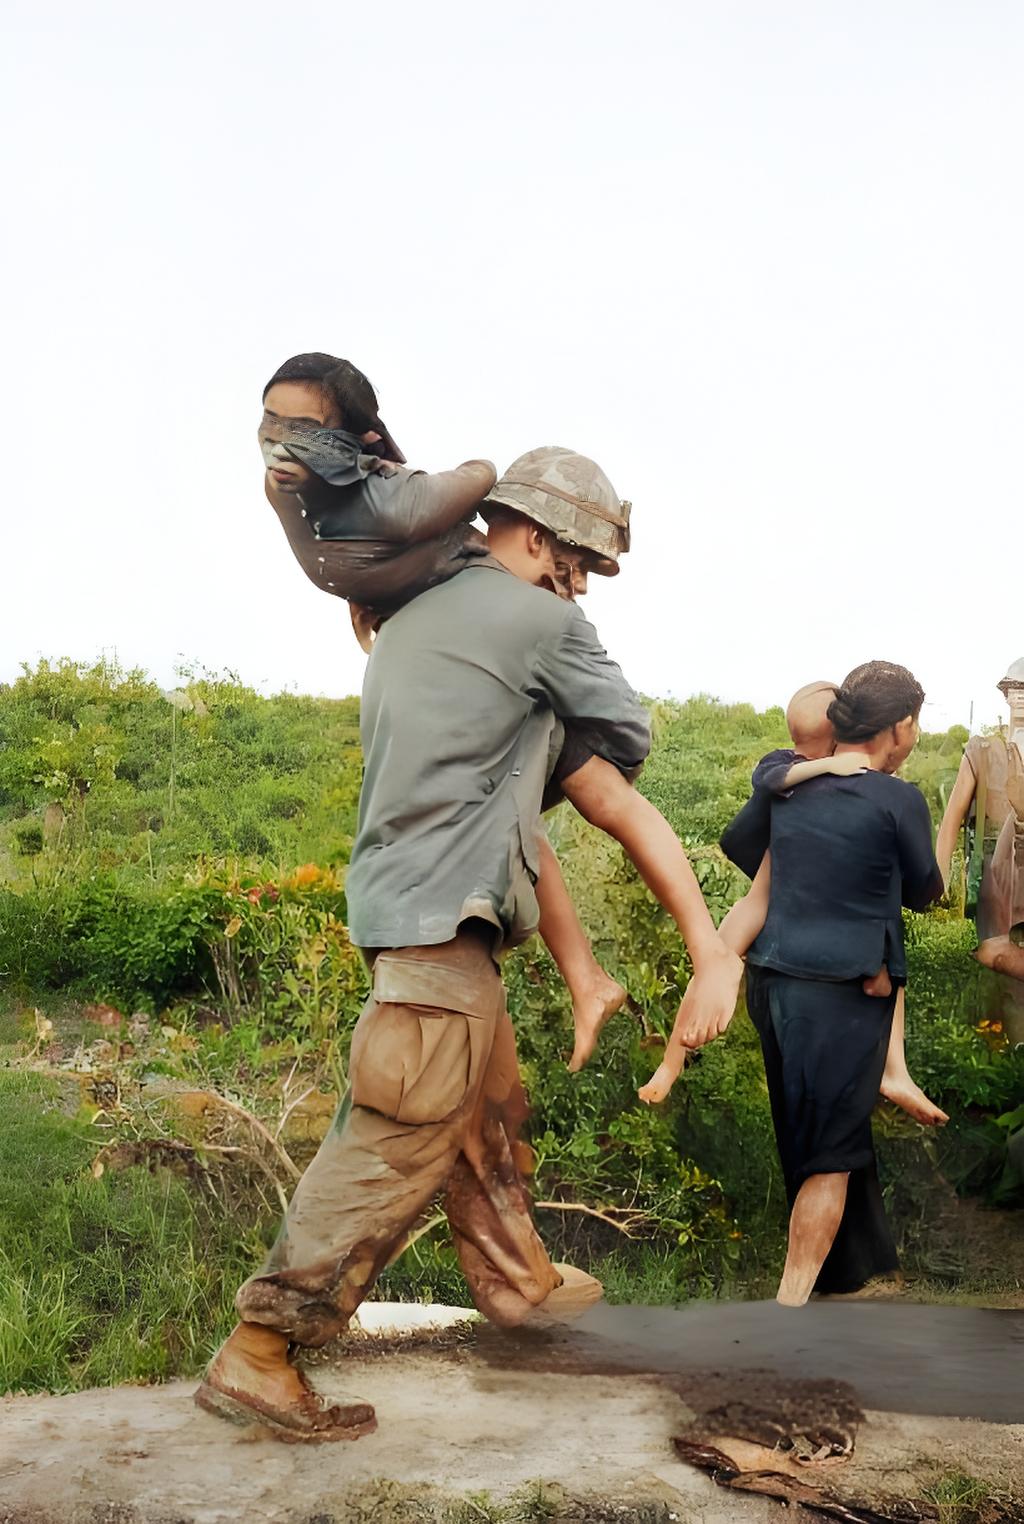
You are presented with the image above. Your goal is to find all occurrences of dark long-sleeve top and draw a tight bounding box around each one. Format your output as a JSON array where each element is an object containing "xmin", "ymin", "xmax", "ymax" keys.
[
  {"xmin": 744, "ymin": 771, "xmax": 943, "ymax": 983},
  {"xmin": 720, "ymin": 747, "xmax": 798, "ymax": 878}
]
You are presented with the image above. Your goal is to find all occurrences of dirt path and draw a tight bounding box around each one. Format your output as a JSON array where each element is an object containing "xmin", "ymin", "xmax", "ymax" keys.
[{"xmin": 2, "ymin": 1303, "xmax": 1022, "ymax": 1523}]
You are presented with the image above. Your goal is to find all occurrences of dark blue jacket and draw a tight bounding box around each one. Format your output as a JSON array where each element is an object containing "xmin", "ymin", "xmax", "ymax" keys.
[
  {"xmin": 720, "ymin": 748, "xmax": 797, "ymax": 879},
  {"xmin": 739, "ymin": 770, "xmax": 942, "ymax": 982}
]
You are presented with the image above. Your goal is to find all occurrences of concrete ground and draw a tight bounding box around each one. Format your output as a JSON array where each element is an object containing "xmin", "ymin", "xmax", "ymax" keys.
[{"xmin": 2, "ymin": 1302, "xmax": 1022, "ymax": 1524}]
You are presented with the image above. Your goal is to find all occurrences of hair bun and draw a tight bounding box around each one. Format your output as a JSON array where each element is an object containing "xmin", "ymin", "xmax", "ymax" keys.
[
  {"xmin": 827, "ymin": 660, "xmax": 925, "ymax": 744},
  {"xmin": 826, "ymin": 690, "xmax": 855, "ymax": 728}
]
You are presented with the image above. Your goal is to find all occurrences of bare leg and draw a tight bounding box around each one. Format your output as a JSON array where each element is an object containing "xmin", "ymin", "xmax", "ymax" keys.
[
  {"xmin": 717, "ymin": 860, "xmax": 771, "ymax": 956},
  {"xmin": 535, "ymin": 834, "xmax": 626, "ymax": 1072},
  {"xmin": 777, "ymin": 1173, "xmax": 850, "ymax": 1307},
  {"xmin": 564, "ymin": 761, "xmax": 720, "ymax": 949},
  {"xmin": 563, "ymin": 759, "xmax": 742, "ymax": 1068},
  {"xmin": 878, "ymin": 987, "xmax": 948, "ymax": 1125},
  {"xmin": 977, "ymin": 935, "xmax": 1024, "ymax": 982},
  {"xmin": 638, "ymin": 1025, "xmax": 689, "ymax": 1104}
]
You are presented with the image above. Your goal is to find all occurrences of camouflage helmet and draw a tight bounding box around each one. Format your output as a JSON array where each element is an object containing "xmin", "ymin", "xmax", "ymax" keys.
[
  {"xmin": 483, "ymin": 446, "xmax": 631, "ymax": 576},
  {"xmin": 998, "ymin": 658, "xmax": 1024, "ymax": 695}
]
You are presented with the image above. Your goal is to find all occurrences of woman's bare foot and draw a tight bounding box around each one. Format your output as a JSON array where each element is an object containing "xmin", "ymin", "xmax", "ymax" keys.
[
  {"xmin": 638, "ymin": 1059, "xmax": 683, "ymax": 1104},
  {"xmin": 195, "ymin": 1322, "xmax": 376, "ymax": 1443},
  {"xmin": 776, "ymin": 1285, "xmax": 812, "ymax": 1307},
  {"xmin": 879, "ymin": 1068, "xmax": 949, "ymax": 1126},
  {"xmin": 567, "ymin": 972, "xmax": 627, "ymax": 1072}
]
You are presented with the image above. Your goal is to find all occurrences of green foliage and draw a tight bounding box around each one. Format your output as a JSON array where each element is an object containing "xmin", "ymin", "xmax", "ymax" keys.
[
  {"xmin": 1, "ymin": 660, "xmax": 1021, "ymax": 1394},
  {"xmin": 0, "ymin": 877, "xmax": 220, "ymax": 1005},
  {"xmin": 13, "ymin": 821, "xmax": 43, "ymax": 855},
  {"xmin": 638, "ymin": 695, "xmax": 788, "ymax": 843},
  {"xmin": 195, "ymin": 861, "xmax": 367, "ymax": 1049},
  {"xmin": 0, "ymin": 1071, "xmax": 257, "ymax": 1393},
  {"xmin": 512, "ymin": 951, "xmax": 720, "ymax": 1255},
  {"xmin": 0, "ymin": 657, "xmax": 362, "ymax": 883},
  {"xmin": 921, "ymin": 1470, "xmax": 999, "ymax": 1524},
  {"xmin": 904, "ymin": 910, "xmax": 981, "ymax": 1018}
]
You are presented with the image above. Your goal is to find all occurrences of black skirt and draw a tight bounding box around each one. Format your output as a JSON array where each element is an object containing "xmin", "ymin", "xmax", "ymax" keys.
[{"xmin": 745, "ymin": 964, "xmax": 899, "ymax": 1295}]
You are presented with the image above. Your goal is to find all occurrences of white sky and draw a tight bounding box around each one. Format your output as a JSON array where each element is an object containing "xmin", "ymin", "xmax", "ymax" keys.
[{"xmin": 2, "ymin": 1, "xmax": 1021, "ymax": 733}]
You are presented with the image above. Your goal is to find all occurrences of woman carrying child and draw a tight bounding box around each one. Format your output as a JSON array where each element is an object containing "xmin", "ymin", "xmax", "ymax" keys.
[{"xmin": 659, "ymin": 662, "xmax": 943, "ymax": 1305}]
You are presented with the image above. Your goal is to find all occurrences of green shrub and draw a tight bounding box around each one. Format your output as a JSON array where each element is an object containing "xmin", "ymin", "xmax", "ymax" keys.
[
  {"xmin": 0, "ymin": 1071, "xmax": 266, "ymax": 1394},
  {"xmin": 2, "ymin": 661, "xmax": 1021, "ymax": 1339},
  {"xmin": 13, "ymin": 821, "xmax": 43, "ymax": 855}
]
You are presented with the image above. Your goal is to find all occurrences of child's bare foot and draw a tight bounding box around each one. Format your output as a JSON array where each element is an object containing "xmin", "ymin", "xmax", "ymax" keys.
[
  {"xmin": 862, "ymin": 967, "xmax": 893, "ymax": 998},
  {"xmin": 567, "ymin": 972, "xmax": 627, "ymax": 1072},
  {"xmin": 639, "ymin": 1060, "xmax": 682, "ymax": 1104},
  {"xmin": 879, "ymin": 1068, "xmax": 949, "ymax": 1126}
]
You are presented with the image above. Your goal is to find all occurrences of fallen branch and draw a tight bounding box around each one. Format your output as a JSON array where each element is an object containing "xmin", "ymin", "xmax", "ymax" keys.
[
  {"xmin": 534, "ymin": 1200, "xmax": 650, "ymax": 1237},
  {"xmin": 91, "ymin": 1135, "xmax": 291, "ymax": 1215},
  {"xmin": 274, "ymin": 1084, "xmax": 317, "ymax": 1142},
  {"xmin": 204, "ymin": 1092, "xmax": 302, "ymax": 1181}
]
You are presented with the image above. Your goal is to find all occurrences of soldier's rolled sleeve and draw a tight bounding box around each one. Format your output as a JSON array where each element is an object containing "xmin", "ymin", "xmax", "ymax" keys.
[{"xmin": 531, "ymin": 605, "xmax": 651, "ymax": 773}]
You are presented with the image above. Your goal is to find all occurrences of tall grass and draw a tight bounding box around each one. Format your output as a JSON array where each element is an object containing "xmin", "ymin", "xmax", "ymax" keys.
[{"xmin": 0, "ymin": 1071, "xmax": 266, "ymax": 1394}]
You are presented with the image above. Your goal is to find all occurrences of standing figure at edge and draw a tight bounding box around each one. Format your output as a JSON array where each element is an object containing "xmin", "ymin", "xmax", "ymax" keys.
[{"xmin": 935, "ymin": 658, "xmax": 1024, "ymax": 983}]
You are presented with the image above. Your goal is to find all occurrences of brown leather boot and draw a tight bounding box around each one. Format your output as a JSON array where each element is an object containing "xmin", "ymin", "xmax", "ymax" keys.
[{"xmin": 194, "ymin": 1322, "xmax": 376, "ymax": 1444}]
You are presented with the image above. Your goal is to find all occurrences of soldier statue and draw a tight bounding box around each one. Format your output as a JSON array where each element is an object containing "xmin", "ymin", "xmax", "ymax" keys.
[{"xmin": 936, "ymin": 658, "xmax": 1024, "ymax": 982}]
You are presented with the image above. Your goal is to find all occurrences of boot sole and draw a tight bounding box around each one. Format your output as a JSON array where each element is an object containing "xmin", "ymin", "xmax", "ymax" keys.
[{"xmin": 194, "ymin": 1381, "xmax": 377, "ymax": 1444}]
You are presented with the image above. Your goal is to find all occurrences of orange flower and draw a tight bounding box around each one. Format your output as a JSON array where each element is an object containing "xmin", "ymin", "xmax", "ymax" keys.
[{"xmin": 290, "ymin": 863, "xmax": 322, "ymax": 888}]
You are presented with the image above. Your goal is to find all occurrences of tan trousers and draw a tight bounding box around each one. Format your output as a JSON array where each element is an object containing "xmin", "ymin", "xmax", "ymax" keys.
[{"xmin": 236, "ymin": 925, "xmax": 562, "ymax": 1346}]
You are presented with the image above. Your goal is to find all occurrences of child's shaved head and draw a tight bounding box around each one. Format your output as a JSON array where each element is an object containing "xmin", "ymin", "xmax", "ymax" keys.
[{"xmin": 786, "ymin": 681, "xmax": 838, "ymax": 757}]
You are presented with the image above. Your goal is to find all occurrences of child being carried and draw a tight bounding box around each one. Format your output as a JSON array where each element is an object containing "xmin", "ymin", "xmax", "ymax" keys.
[
  {"xmin": 259, "ymin": 353, "xmax": 741, "ymax": 1070},
  {"xmin": 639, "ymin": 680, "xmax": 948, "ymax": 1126},
  {"xmin": 259, "ymin": 352, "xmax": 498, "ymax": 645}
]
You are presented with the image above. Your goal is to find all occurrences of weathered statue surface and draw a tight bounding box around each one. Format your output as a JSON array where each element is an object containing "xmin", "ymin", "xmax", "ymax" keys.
[{"xmin": 936, "ymin": 658, "xmax": 1024, "ymax": 982}]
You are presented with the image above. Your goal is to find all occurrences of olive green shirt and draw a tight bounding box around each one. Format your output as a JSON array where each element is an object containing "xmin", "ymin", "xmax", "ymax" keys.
[{"xmin": 347, "ymin": 561, "xmax": 650, "ymax": 951}]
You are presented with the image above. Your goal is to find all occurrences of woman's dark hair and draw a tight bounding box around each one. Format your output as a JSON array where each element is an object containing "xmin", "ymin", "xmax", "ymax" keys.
[
  {"xmin": 262, "ymin": 352, "xmax": 381, "ymax": 435},
  {"xmin": 827, "ymin": 661, "xmax": 925, "ymax": 743}
]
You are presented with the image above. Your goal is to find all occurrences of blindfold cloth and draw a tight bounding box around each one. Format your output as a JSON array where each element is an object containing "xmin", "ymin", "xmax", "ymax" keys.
[
  {"xmin": 260, "ymin": 419, "xmax": 386, "ymax": 488},
  {"xmin": 262, "ymin": 352, "xmax": 406, "ymax": 465}
]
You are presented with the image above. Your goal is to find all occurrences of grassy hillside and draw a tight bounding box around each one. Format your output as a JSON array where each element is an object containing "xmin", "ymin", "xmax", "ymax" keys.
[{"xmin": 0, "ymin": 658, "xmax": 1020, "ymax": 1395}]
